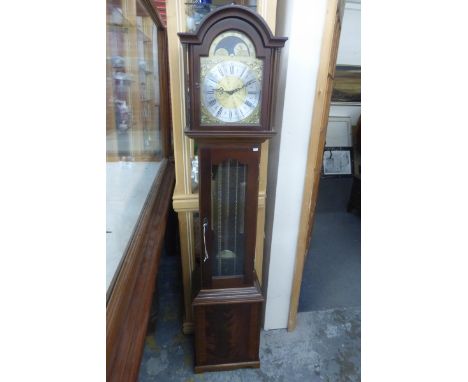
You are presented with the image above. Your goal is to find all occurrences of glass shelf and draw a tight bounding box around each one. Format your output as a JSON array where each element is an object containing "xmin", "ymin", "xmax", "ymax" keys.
[
  {"xmin": 107, "ymin": 0, "xmax": 162, "ymax": 161},
  {"xmin": 107, "ymin": 5, "xmax": 135, "ymax": 28}
]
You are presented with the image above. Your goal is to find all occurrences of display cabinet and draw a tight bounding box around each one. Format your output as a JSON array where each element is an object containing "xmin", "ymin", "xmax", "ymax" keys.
[
  {"xmin": 106, "ymin": 1, "xmax": 175, "ymax": 380},
  {"xmin": 167, "ymin": 0, "xmax": 280, "ymax": 335},
  {"xmin": 106, "ymin": 0, "xmax": 168, "ymax": 161}
]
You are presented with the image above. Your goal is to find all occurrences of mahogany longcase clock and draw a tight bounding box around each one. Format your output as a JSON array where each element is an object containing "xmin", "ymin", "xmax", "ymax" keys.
[{"xmin": 179, "ymin": 5, "xmax": 286, "ymax": 372}]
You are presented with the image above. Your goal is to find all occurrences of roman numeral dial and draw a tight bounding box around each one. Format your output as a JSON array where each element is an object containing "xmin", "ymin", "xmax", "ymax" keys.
[{"xmin": 201, "ymin": 60, "xmax": 262, "ymax": 124}]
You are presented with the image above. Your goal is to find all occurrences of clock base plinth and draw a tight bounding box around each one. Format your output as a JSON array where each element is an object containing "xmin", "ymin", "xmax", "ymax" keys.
[
  {"xmin": 192, "ymin": 279, "xmax": 264, "ymax": 373},
  {"xmin": 194, "ymin": 360, "xmax": 260, "ymax": 373}
]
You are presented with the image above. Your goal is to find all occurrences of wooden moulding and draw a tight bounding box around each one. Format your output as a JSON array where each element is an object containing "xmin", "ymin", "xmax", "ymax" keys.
[
  {"xmin": 184, "ymin": 130, "xmax": 276, "ymax": 142},
  {"xmin": 195, "ymin": 361, "xmax": 260, "ymax": 373},
  {"xmin": 106, "ymin": 160, "xmax": 175, "ymax": 382},
  {"xmin": 193, "ymin": 283, "xmax": 264, "ymax": 306},
  {"xmin": 172, "ymin": 191, "xmax": 266, "ymax": 213},
  {"xmin": 178, "ymin": 5, "xmax": 286, "ymax": 48},
  {"xmin": 172, "ymin": 193, "xmax": 199, "ymax": 212}
]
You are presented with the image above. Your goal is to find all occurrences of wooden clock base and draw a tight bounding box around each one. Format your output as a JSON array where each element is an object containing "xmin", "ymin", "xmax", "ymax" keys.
[{"xmin": 192, "ymin": 278, "xmax": 264, "ymax": 373}]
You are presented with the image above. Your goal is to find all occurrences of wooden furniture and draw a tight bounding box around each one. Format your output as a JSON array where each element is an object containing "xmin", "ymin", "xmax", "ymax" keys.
[
  {"xmin": 167, "ymin": 0, "xmax": 279, "ymax": 336},
  {"xmin": 179, "ymin": 5, "xmax": 286, "ymax": 372},
  {"xmin": 106, "ymin": 160, "xmax": 174, "ymax": 381},
  {"xmin": 106, "ymin": 1, "xmax": 174, "ymax": 381}
]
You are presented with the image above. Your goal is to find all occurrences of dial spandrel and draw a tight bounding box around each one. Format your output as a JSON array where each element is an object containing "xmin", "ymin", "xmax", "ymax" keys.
[{"xmin": 200, "ymin": 31, "xmax": 263, "ymax": 125}]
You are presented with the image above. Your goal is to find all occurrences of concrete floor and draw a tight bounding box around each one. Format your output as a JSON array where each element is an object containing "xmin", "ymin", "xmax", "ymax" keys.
[
  {"xmin": 138, "ymin": 247, "xmax": 360, "ymax": 381},
  {"xmin": 299, "ymin": 177, "xmax": 360, "ymax": 312},
  {"xmin": 298, "ymin": 210, "xmax": 361, "ymax": 312},
  {"xmin": 138, "ymin": 176, "xmax": 360, "ymax": 381}
]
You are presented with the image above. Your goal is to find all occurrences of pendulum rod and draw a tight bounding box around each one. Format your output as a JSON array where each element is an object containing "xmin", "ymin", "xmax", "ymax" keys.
[
  {"xmin": 217, "ymin": 162, "xmax": 222, "ymax": 276},
  {"xmin": 234, "ymin": 160, "xmax": 238, "ymax": 274}
]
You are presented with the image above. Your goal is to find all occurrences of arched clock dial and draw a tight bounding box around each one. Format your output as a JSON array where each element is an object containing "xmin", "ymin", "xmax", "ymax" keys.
[
  {"xmin": 201, "ymin": 60, "xmax": 261, "ymax": 123},
  {"xmin": 199, "ymin": 30, "xmax": 263, "ymax": 125}
]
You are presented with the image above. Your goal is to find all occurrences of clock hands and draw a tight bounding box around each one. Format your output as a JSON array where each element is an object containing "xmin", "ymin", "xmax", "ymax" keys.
[
  {"xmin": 213, "ymin": 87, "xmax": 240, "ymax": 96},
  {"xmin": 211, "ymin": 81, "xmax": 255, "ymax": 96},
  {"xmin": 226, "ymin": 80, "xmax": 257, "ymax": 95},
  {"xmin": 223, "ymin": 84, "xmax": 247, "ymax": 96},
  {"xmin": 226, "ymin": 87, "xmax": 243, "ymax": 95}
]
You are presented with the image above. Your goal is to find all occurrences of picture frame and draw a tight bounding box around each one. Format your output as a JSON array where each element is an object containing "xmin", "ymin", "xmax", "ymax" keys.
[
  {"xmin": 331, "ymin": 65, "xmax": 361, "ymax": 104},
  {"xmin": 325, "ymin": 116, "xmax": 352, "ymax": 147},
  {"xmin": 322, "ymin": 147, "xmax": 353, "ymax": 177}
]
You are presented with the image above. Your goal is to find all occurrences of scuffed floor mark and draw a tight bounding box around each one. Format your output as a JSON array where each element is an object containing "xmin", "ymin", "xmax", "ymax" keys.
[
  {"xmin": 145, "ymin": 336, "xmax": 159, "ymax": 351},
  {"xmin": 325, "ymin": 324, "xmax": 338, "ymax": 338},
  {"xmin": 336, "ymin": 348, "xmax": 359, "ymax": 382}
]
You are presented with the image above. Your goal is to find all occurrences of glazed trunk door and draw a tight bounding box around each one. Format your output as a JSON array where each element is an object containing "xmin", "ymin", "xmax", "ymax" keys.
[{"xmin": 199, "ymin": 146, "xmax": 260, "ymax": 289}]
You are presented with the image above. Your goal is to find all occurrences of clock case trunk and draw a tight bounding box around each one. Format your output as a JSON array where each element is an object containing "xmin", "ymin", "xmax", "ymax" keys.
[{"xmin": 193, "ymin": 140, "xmax": 264, "ymax": 372}]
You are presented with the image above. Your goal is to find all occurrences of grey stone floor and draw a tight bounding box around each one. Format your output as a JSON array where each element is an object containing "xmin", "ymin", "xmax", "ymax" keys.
[
  {"xmin": 299, "ymin": 177, "xmax": 360, "ymax": 312},
  {"xmin": 138, "ymin": 176, "xmax": 361, "ymax": 381},
  {"xmin": 138, "ymin": 248, "xmax": 361, "ymax": 382},
  {"xmin": 298, "ymin": 210, "xmax": 361, "ymax": 312},
  {"xmin": 139, "ymin": 307, "xmax": 360, "ymax": 382}
]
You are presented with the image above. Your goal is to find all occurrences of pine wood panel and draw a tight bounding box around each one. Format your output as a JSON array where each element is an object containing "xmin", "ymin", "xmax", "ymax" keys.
[{"xmin": 287, "ymin": 0, "xmax": 344, "ymax": 332}]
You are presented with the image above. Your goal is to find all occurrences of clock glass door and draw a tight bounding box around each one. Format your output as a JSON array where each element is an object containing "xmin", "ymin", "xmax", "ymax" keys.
[
  {"xmin": 200, "ymin": 146, "xmax": 259, "ymax": 288},
  {"xmin": 211, "ymin": 159, "xmax": 247, "ymax": 278}
]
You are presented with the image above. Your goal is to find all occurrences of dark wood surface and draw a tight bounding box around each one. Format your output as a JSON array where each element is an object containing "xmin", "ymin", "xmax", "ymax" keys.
[
  {"xmin": 178, "ymin": 5, "xmax": 287, "ymax": 140},
  {"xmin": 193, "ymin": 277, "xmax": 264, "ymax": 372},
  {"xmin": 178, "ymin": 5, "xmax": 287, "ymax": 47},
  {"xmin": 157, "ymin": 27, "xmax": 173, "ymax": 158},
  {"xmin": 106, "ymin": 160, "xmax": 175, "ymax": 382}
]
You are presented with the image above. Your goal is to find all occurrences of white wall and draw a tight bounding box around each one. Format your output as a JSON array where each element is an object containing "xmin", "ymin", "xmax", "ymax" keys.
[
  {"xmin": 336, "ymin": 2, "xmax": 361, "ymax": 66},
  {"xmin": 329, "ymin": 104, "xmax": 361, "ymax": 125},
  {"xmin": 263, "ymin": 0, "xmax": 328, "ymax": 330}
]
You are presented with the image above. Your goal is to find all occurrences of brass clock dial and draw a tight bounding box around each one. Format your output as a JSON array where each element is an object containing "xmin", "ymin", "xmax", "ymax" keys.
[
  {"xmin": 200, "ymin": 31, "xmax": 263, "ymax": 125},
  {"xmin": 201, "ymin": 60, "xmax": 261, "ymax": 123}
]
